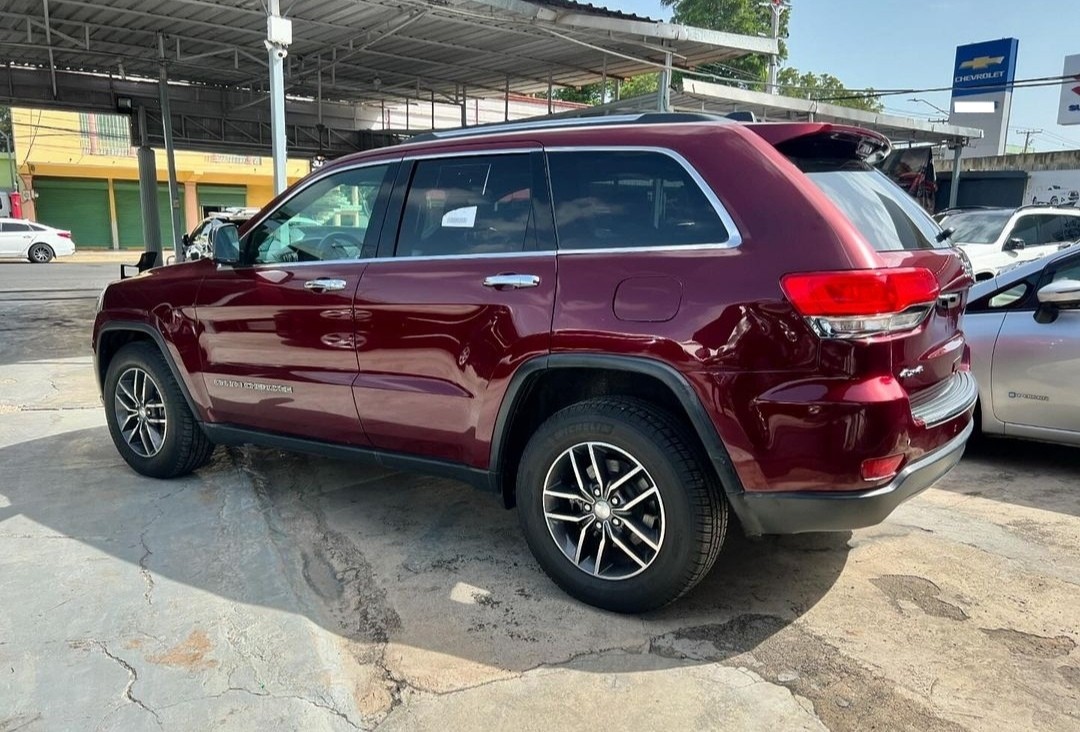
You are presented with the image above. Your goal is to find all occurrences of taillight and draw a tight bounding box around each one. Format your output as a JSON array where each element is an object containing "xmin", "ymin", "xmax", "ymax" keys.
[
  {"xmin": 780, "ymin": 268, "xmax": 939, "ymax": 339},
  {"xmin": 861, "ymin": 454, "xmax": 904, "ymax": 482},
  {"xmin": 58, "ymin": 231, "xmax": 72, "ymax": 239}
]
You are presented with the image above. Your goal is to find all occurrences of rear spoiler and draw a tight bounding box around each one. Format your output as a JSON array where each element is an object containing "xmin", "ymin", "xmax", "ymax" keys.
[{"xmin": 745, "ymin": 123, "xmax": 891, "ymax": 162}]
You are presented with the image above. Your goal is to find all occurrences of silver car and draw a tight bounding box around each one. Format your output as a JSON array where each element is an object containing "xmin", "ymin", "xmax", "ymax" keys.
[{"xmin": 965, "ymin": 246, "xmax": 1080, "ymax": 445}]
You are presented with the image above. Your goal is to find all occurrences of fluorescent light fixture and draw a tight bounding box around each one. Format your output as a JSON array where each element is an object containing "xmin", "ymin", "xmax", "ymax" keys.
[{"xmin": 953, "ymin": 100, "xmax": 997, "ymax": 114}]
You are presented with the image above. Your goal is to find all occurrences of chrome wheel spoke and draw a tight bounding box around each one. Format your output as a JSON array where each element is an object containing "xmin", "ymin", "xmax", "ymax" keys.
[
  {"xmin": 593, "ymin": 530, "xmax": 606, "ymax": 576},
  {"xmin": 544, "ymin": 488, "xmax": 585, "ymax": 502},
  {"xmin": 545, "ymin": 511, "xmax": 592, "ymax": 523},
  {"xmin": 607, "ymin": 525, "xmax": 647, "ymax": 569},
  {"xmin": 587, "ymin": 443, "xmax": 604, "ymax": 493},
  {"xmin": 615, "ymin": 485, "xmax": 659, "ymax": 513},
  {"xmin": 621, "ymin": 517, "xmax": 660, "ymax": 551},
  {"xmin": 567, "ymin": 447, "xmax": 592, "ymax": 501},
  {"xmin": 605, "ymin": 465, "xmax": 642, "ymax": 499},
  {"xmin": 573, "ymin": 518, "xmax": 595, "ymax": 566}
]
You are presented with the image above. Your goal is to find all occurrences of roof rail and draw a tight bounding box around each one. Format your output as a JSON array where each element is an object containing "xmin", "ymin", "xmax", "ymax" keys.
[{"xmin": 408, "ymin": 112, "xmax": 730, "ymax": 142}]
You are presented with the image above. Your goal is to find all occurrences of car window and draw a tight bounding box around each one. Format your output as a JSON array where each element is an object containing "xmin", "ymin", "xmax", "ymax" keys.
[
  {"xmin": 395, "ymin": 154, "xmax": 534, "ymax": 258},
  {"xmin": 1050, "ymin": 257, "xmax": 1080, "ymax": 282},
  {"xmin": 1038, "ymin": 214, "xmax": 1080, "ymax": 244},
  {"xmin": 29, "ymin": 224, "xmax": 46, "ymax": 231},
  {"xmin": 1007, "ymin": 216, "xmax": 1039, "ymax": 246},
  {"xmin": 797, "ymin": 159, "xmax": 943, "ymax": 251},
  {"xmin": 546, "ymin": 150, "xmax": 729, "ymax": 250},
  {"xmin": 1, "ymin": 222, "xmax": 31, "ymax": 232},
  {"xmin": 988, "ymin": 283, "xmax": 1030, "ymax": 308},
  {"xmin": 189, "ymin": 222, "xmax": 210, "ymax": 246},
  {"xmin": 246, "ymin": 163, "xmax": 394, "ymax": 264},
  {"xmin": 937, "ymin": 210, "xmax": 1011, "ymax": 244}
]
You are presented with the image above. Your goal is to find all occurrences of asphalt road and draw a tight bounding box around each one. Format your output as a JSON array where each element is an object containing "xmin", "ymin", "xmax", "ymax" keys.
[
  {"xmin": 0, "ymin": 262, "xmax": 119, "ymax": 300},
  {"xmin": 1, "ymin": 268, "xmax": 1077, "ymax": 731}
]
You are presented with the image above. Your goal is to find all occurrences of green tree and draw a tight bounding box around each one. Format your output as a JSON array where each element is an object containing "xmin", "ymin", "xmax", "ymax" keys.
[
  {"xmin": 0, "ymin": 106, "xmax": 11, "ymax": 151},
  {"xmin": 776, "ymin": 68, "xmax": 883, "ymax": 112}
]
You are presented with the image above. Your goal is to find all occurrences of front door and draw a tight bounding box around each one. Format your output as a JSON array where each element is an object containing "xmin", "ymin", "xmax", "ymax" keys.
[
  {"xmin": 994, "ymin": 253, "xmax": 1080, "ymax": 439},
  {"xmin": 0, "ymin": 221, "xmax": 34, "ymax": 255},
  {"xmin": 353, "ymin": 148, "xmax": 556, "ymax": 466},
  {"xmin": 195, "ymin": 160, "xmax": 398, "ymax": 444}
]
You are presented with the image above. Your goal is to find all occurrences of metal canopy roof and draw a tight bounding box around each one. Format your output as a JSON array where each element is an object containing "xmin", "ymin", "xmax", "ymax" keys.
[
  {"xmin": 0, "ymin": 0, "xmax": 777, "ymax": 103},
  {"xmin": 549, "ymin": 78, "xmax": 984, "ymax": 148}
]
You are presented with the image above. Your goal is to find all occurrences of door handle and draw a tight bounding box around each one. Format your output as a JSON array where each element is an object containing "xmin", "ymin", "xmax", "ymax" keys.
[
  {"xmin": 483, "ymin": 274, "xmax": 540, "ymax": 289},
  {"xmin": 304, "ymin": 278, "xmax": 347, "ymax": 292}
]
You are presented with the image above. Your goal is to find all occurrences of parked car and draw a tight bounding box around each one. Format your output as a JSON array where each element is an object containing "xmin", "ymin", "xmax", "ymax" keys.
[
  {"xmin": 965, "ymin": 246, "xmax": 1080, "ymax": 446},
  {"xmin": 93, "ymin": 114, "xmax": 976, "ymax": 612},
  {"xmin": 1031, "ymin": 184, "xmax": 1079, "ymax": 207},
  {"xmin": 182, "ymin": 207, "xmax": 260, "ymax": 261},
  {"xmin": 0, "ymin": 217, "xmax": 75, "ymax": 263},
  {"xmin": 937, "ymin": 206, "xmax": 1080, "ymax": 280}
]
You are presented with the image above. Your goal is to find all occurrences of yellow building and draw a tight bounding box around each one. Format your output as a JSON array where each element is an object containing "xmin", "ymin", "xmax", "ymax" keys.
[{"xmin": 12, "ymin": 108, "xmax": 309, "ymax": 248}]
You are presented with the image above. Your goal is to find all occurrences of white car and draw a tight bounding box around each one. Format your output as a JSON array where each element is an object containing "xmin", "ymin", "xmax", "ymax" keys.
[
  {"xmin": 0, "ymin": 218, "xmax": 77, "ymax": 263},
  {"xmin": 937, "ymin": 206, "xmax": 1080, "ymax": 280},
  {"xmin": 1031, "ymin": 184, "xmax": 1079, "ymax": 206}
]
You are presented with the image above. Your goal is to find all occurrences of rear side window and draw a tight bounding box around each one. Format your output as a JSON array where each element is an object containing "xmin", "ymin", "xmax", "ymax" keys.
[
  {"xmin": 797, "ymin": 159, "xmax": 945, "ymax": 251},
  {"xmin": 546, "ymin": 150, "xmax": 729, "ymax": 250},
  {"xmin": 396, "ymin": 154, "xmax": 534, "ymax": 258}
]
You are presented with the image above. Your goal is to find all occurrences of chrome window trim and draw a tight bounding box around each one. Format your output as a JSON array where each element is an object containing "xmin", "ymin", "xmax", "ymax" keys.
[
  {"xmin": 544, "ymin": 145, "xmax": 743, "ymax": 251},
  {"xmin": 401, "ymin": 147, "xmax": 539, "ymax": 162}
]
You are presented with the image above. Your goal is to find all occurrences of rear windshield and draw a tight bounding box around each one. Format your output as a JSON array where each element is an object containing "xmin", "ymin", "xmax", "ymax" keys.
[
  {"xmin": 935, "ymin": 210, "xmax": 1012, "ymax": 244},
  {"xmin": 795, "ymin": 159, "xmax": 945, "ymax": 251}
]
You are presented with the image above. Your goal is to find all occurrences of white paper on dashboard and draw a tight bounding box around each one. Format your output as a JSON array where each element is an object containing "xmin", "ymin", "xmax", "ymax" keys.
[{"xmin": 442, "ymin": 206, "xmax": 477, "ymax": 228}]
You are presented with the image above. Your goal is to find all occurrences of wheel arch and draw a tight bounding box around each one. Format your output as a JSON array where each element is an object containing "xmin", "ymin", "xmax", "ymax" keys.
[
  {"xmin": 96, "ymin": 322, "xmax": 203, "ymax": 421},
  {"xmin": 490, "ymin": 354, "xmax": 745, "ymax": 510}
]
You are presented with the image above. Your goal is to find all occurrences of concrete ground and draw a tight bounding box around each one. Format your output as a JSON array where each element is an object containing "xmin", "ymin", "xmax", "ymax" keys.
[{"xmin": 1, "ymin": 262, "xmax": 1077, "ymax": 731}]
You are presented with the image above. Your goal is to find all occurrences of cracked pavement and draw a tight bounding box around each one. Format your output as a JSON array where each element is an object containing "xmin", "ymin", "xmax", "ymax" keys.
[{"xmin": 1, "ymin": 263, "xmax": 1078, "ymax": 731}]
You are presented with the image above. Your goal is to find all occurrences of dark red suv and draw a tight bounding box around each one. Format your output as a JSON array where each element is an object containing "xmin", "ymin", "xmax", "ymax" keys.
[{"xmin": 93, "ymin": 114, "xmax": 976, "ymax": 612}]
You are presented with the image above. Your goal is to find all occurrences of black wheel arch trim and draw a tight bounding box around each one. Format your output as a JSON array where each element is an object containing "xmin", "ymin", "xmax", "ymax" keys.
[
  {"xmin": 490, "ymin": 353, "xmax": 748, "ymax": 504},
  {"xmin": 95, "ymin": 321, "xmax": 202, "ymax": 421}
]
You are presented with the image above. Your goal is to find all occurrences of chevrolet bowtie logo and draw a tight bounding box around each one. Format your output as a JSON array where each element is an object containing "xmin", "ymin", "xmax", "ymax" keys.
[{"xmin": 960, "ymin": 56, "xmax": 1005, "ymax": 70}]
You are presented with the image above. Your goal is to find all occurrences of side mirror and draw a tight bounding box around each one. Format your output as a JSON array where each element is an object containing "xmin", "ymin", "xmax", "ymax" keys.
[
  {"xmin": 1037, "ymin": 278, "xmax": 1080, "ymax": 308},
  {"xmin": 212, "ymin": 224, "xmax": 241, "ymax": 264},
  {"xmin": 1003, "ymin": 237, "xmax": 1026, "ymax": 252}
]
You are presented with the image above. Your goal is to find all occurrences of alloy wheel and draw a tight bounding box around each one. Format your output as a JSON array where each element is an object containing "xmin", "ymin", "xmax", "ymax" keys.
[
  {"xmin": 113, "ymin": 367, "xmax": 168, "ymax": 458},
  {"xmin": 542, "ymin": 441, "xmax": 666, "ymax": 580}
]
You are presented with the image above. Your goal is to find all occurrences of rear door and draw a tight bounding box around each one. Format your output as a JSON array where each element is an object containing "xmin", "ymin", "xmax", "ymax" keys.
[
  {"xmin": 195, "ymin": 160, "xmax": 397, "ymax": 444},
  {"xmin": 352, "ymin": 147, "xmax": 556, "ymax": 466}
]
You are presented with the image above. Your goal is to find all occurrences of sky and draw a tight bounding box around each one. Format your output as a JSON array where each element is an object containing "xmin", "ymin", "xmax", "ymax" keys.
[{"xmin": 615, "ymin": 0, "xmax": 1080, "ymax": 152}]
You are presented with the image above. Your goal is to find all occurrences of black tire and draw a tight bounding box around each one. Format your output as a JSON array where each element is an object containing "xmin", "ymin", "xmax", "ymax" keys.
[
  {"xmin": 27, "ymin": 243, "xmax": 54, "ymax": 263},
  {"xmin": 103, "ymin": 341, "xmax": 215, "ymax": 478},
  {"xmin": 516, "ymin": 397, "xmax": 727, "ymax": 613}
]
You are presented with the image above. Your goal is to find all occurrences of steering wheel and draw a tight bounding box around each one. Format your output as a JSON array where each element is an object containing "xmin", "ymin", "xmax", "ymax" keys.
[{"xmin": 318, "ymin": 231, "xmax": 363, "ymax": 259}]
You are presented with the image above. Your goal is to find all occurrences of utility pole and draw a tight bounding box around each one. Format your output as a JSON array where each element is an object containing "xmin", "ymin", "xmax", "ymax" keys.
[
  {"xmin": 1017, "ymin": 128, "xmax": 1042, "ymax": 154},
  {"xmin": 763, "ymin": 0, "xmax": 789, "ymax": 94},
  {"xmin": 266, "ymin": 0, "xmax": 292, "ymax": 195}
]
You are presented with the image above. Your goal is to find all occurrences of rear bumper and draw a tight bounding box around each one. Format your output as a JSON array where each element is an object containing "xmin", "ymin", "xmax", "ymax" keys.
[{"xmin": 729, "ymin": 420, "xmax": 972, "ymax": 535}]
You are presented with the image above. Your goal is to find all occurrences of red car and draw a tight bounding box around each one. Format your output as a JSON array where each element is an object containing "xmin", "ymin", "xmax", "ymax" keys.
[{"xmin": 93, "ymin": 114, "xmax": 976, "ymax": 612}]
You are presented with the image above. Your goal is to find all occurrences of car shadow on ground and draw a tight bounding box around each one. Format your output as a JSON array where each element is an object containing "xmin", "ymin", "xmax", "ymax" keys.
[
  {"xmin": 937, "ymin": 436, "xmax": 1080, "ymax": 518},
  {"xmin": 0, "ymin": 424, "xmax": 853, "ymax": 679}
]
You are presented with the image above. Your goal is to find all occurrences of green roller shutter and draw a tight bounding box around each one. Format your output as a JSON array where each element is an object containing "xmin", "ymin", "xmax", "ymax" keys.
[
  {"xmin": 33, "ymin": 177, "xmax": 111, "ymax": 248},
  {"xmin": 114, "ymin": 181, "xmax": 185, "ymax": 250},
  {"xmin": 197, "ymin": 184, "xmax": 246, "ymax": 214}
]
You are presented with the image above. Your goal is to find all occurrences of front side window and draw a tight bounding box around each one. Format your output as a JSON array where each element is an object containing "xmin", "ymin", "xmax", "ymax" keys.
[
  {"xmin": 547, "ymin": 150, "xmax": 729, "ymax": 250},
  {"xmin": 936, "ymin": 210, "xmax": 1012, "ymax": 245},
  {"xmin": 2, "ymin": 222, "xmax": 30, "ymax": 233},
  {"xmin": 396, "ymin": 154, "xmax": 534, "ymax": 258},
  {"xmin": 1007, "ymin": 216, "xmax": 1040, "ymax": 246},
  {"xmin": 246, "ymin": 163, "xmax": 394, "ymax": 264}
]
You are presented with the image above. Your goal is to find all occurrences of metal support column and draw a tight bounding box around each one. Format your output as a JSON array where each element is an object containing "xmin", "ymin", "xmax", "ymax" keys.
[
  {"xmin": 266, "ymin": 0, "xmax": 292, "ymax": 195},
  {"xmin": 159, "ymin": 43, "xmax": 182, "ymax": 262},
  {"xmin": 547, "ymin": 72, "xmax": 553, "ymax": 114},
  {"xmin": 600, "ymin": 55, "xmax": 608, "ymax": 104},
  {"xmin": 766, "ymin": 0, "xmax": 787, "ymax": 94},
  {"xmin": 948, "ymin": 144, "xmax": 963, "ymax": 208},
  {"xmin": 658, "ymin": 51, "xmax": 672, "ymax": 112},
  {"xmin": 459, "ymin": 85, "xmax": 467, "ymax": 127},
  {"xmin": 504, "ymin": 76, "xmax": 510, "ymax": 122},
  {"xmin": 136, "ymin": 106, "xmax": 162, "ymax": 261}
]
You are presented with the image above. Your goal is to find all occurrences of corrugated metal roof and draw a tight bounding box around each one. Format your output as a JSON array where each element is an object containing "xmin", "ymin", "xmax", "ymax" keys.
[{"xmin": 0, "ymin": 0, "xmax": 773, "ymax": 103}]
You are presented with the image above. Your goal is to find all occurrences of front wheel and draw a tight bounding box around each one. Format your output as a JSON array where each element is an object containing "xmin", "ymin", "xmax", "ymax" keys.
[
  {"xmin": 28, "ymin": 243, "xmax": 54, "ymax": 263},
  {"xmin": 516, "ymin": 397, "xmax": 727, "ymax": 613},
  {"xmin": 103, "ymin": 342, "xmax": 215, "ymax": 478}
]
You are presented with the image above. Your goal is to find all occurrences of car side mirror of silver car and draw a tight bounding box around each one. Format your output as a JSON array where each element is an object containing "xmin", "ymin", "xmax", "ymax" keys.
[
  {"xmin": 1003, "ymin": 237, "xmax": 1026, "ymax": 252},
  {"xmin": 1034, "ymin": 278, "xmax": 1080, "ymax": 323},
  {"xmin": 212, "ymin": 224, "xmax": 241, "ymax": 265}
]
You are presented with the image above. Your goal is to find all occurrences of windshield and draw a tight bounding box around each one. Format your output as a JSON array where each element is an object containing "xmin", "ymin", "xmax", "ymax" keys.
[
  {"xmin": 936, "ymin": 210, "xmax": 1012, "ymax": 244},
  {"xmin": 795, "ymin": 159, "xmax": 945, "ymax": 251}
]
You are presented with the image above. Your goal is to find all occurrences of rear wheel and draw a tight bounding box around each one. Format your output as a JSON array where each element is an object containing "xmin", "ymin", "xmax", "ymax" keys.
[
  {"xmin": 516, "ymin": 397, "xmax": 727, "ymax": 613},
  {"xmin": 28, "ymin": 243, "xmax": 54, "ymax": 263},
  {"xmin": 104, "ymin": 342, "xmax": 215, "ymax": 478}
]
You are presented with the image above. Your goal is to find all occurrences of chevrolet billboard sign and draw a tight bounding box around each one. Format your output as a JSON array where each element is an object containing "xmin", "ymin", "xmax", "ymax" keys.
[{"xmin": 952, "ymin": 38, "xmax": 1019, "ymax": 97}]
